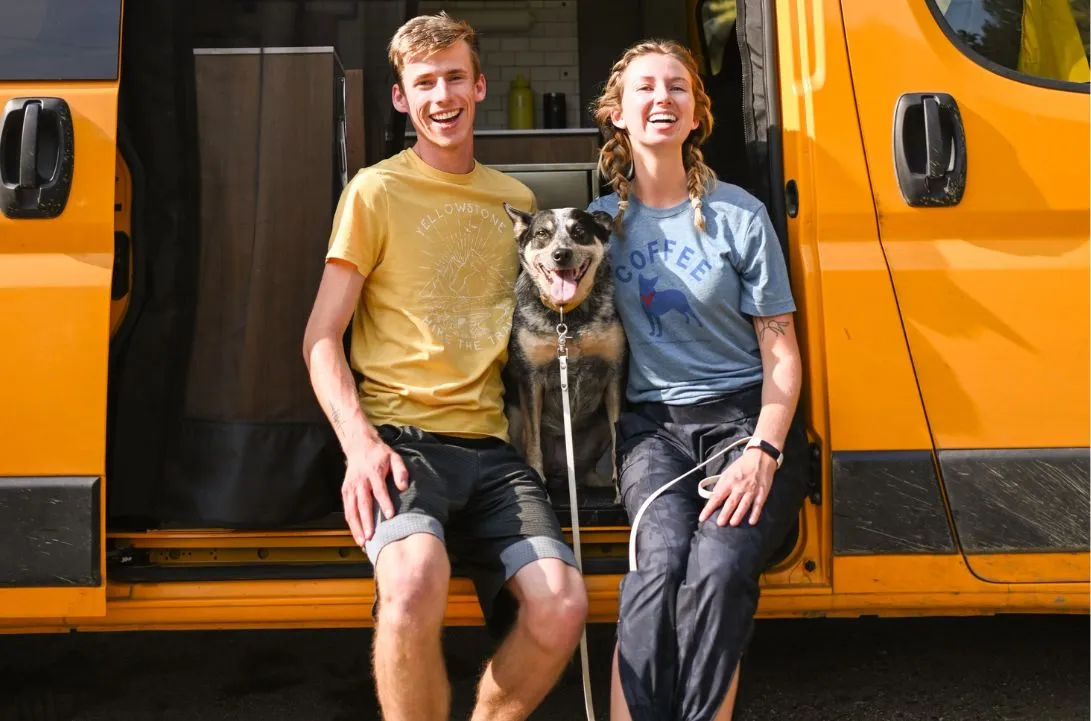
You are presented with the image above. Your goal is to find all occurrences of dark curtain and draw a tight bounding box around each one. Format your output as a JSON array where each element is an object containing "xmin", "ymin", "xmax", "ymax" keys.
[{"xmin": 107, "ymin": 0, "xmax": 416, "ymax": 529}]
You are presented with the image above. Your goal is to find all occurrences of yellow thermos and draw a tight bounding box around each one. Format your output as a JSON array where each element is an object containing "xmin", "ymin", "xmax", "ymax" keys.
[{"xmin": 507, "ymin": 74, "xmax": 535, "ymax": 130}]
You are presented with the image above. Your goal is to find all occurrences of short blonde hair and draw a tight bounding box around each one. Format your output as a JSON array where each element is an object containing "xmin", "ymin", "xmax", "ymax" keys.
[{"xmin": 388, "ymin": 12, "xmax": 481, "ymax": 85}]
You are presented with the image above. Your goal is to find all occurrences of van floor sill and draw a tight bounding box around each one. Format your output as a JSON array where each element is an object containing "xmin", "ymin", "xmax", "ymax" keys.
[{"xmin": 107, "ymin": 555, "xmax": 630, "ymax": 584}]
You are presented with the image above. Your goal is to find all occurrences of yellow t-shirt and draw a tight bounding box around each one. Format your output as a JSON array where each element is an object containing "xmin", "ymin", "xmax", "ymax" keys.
[{"xmin": 326, "ymin": 149, "xmax": 535, "ymax": 441}]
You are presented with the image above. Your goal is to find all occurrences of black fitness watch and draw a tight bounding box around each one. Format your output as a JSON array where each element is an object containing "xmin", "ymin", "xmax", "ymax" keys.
[{"xmin": 745, "ymin": 438, "xmax": 784, "ymax": 468}]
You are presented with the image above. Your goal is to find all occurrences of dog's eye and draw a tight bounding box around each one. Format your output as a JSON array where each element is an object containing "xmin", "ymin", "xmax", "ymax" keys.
[
  {"xmin": 570, "ymin": 226, "xmax": 595, "ymax": 244},
  {"xmin": 534, "ymin": 229, "xmax": 551, "ymax": 240}
]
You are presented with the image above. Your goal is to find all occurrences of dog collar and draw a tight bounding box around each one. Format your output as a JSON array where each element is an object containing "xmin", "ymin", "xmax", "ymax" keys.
[{"xmin": 538, "ymin": 294, "xmax": 584, "ymax": 314}]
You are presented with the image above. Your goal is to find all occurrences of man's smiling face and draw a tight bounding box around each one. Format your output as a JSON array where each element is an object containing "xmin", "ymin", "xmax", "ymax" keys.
[{"xmin": 393, "ymin": 40, "xmax": 485, "ymax": 154}]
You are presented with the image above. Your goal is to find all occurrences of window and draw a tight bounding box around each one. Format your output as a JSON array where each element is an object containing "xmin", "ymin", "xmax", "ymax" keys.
[
  {"xmin": 0, "ymin": 0, "xmax": 121, "ymax": 81},
  {"xmin": 930, "ymin": 0, "xmax": 1090, "ymax": 87}
]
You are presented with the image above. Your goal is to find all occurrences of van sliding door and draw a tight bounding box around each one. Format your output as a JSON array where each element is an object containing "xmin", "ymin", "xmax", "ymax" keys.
[{"xmin": 839, "ymin": 0, "xmax": 1089, "ymax": 583}]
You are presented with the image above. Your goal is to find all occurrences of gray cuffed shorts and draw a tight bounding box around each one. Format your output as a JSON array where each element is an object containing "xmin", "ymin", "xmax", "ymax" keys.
[{"xmin": 364, "ymin": 425, "xmax": 577, "ymax": 635}]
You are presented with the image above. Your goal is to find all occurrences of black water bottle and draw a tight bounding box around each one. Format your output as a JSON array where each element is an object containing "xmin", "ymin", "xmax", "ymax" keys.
[{"xmin": 543, "ymin": 92, "xmax": 567, "ymax": 129}]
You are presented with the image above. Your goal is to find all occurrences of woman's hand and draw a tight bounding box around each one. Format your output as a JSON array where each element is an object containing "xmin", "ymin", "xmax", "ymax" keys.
[{"xmin": 698, "ymin": 448, "xmax": 778, "ymax": 527}]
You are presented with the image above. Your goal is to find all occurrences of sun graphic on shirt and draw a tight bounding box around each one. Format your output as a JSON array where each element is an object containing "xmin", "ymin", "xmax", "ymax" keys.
[{"xmin": 416, "ymin": 202, "xmax": 517, "ymax": 352}]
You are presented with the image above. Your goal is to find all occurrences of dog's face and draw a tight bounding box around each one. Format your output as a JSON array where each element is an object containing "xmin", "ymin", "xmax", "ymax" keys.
[{"xmin": 503, "ymin": 205, "xmax": 614, "ymax": 310}]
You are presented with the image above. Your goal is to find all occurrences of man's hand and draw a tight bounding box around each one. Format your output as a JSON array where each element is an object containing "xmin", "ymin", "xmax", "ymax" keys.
[
  {"xmin": 698, "ymin": 448, "xmax": 777, "ymax": 527},
  {"xmin": 342, "ymin": 442, "xmax": 410, "ymax": 547}
]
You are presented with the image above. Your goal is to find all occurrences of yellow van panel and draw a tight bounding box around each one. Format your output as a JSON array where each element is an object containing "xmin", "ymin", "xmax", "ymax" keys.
[
  {"xmin": 840, "ymin": 0, "xmax": 1090, "ymax": 451},
  {"xmin": 776, "ymin": 0, "xmax": 935, "ymax": 454},
  {"xmin": 0, "ymin": 84, "xmax": 117, "ymax": 475},
  {"xmin": 0, "ymin": 82, "xmax": 117, "ymax": 618}
]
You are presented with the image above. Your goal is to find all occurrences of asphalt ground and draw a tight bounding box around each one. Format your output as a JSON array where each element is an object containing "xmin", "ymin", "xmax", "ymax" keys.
[{"xmin": 1, "ymin": 614, "xmax": 1087, "ymax": 720}]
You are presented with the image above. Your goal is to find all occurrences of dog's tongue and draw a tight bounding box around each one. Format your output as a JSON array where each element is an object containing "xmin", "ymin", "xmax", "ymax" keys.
[{"xmin": 550, "ymin": 270, "xmax": 578, "ymax": 305}]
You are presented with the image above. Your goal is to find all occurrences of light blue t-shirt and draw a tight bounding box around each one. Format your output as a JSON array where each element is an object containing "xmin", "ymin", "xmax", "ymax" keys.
[{"xmin": 587, "ymin": 180, "xmax": 795, "ymax": 405}]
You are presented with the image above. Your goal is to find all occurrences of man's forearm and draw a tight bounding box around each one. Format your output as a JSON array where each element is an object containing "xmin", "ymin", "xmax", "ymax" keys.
[{"xmin": 305, "ymin": 334, "xmax": 380, "ymax": 457}]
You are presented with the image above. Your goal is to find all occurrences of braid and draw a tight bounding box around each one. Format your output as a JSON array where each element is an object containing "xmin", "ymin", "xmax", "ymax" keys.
[
  {"xmin": 598, "ymin": 134, "xmax": 633, "ymax": 234},
  {"xmin": 683, "ymin": 141, "xmax": 716, "ymax": 232}
]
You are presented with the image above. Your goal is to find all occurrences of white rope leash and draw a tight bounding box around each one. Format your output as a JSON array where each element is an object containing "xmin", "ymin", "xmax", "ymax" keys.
[
  {"xmin": 626, "ymin": 435, "xmax": 751, "ymax": 573},
  {"xmin": 556, "ymin": 313, "xmax": 596, "ymax": 721}
]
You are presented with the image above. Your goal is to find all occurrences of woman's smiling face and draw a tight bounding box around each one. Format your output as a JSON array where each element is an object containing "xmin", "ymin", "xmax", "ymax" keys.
[{"xmin": 611, "ymin": 52, "xmax": 701, "ymax": 151}]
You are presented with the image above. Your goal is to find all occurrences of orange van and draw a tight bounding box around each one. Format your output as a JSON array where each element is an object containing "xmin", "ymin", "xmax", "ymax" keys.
[{"xmin": 0, "ymin": 0, "xmax": 1086, "ymax": 633}]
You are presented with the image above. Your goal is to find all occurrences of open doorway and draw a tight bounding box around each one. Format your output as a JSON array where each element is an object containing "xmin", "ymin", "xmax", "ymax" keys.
[{"xmin": 106, "ymin": 0, "xmax": 784, "ymax": 538}]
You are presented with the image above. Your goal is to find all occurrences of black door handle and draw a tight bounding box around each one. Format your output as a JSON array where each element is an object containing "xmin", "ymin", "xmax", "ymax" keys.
[
  {"xmin": 19, "ymin": 101, "xmax": 40, "ymax": 189},
  {"xmin": 0, "ymin": 97, "xmax": 75, "ymax": 219},
  {"xmin": 893, "ymin": 92, "xmax": 967, "ymax": 207},
  {"xmin": 922, "ymin": 96, "xmax": 945, "ymax": 180}
]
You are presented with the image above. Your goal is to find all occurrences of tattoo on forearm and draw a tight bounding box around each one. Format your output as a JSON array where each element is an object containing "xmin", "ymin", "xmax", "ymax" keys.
[
  {"xmin": 757, "ymin": 318, "xmax": 790, "ymax": 343},
  {"xmin": 331, "ymin": 405, "xmax": 346, "ymax": 436}
]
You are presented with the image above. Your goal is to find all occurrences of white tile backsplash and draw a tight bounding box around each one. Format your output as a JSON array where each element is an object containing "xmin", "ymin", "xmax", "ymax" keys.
[
  {"xmin": 518, "ymin": 51, "xmax": 545, "ymax": 67},
  {"xmin": 417, "ymin": 0, "xmax": 581, "ymax": 129},
  {"xmin": 500, "ymin": 37, "xmax": 531, "ymax": 52},
  {"xmin": 478, "ymin": 36, "xmax": 501, "ymax": 52},
  {"xmin": 531, "ymin": 66, "xmax": 560, "ymax": 82}
]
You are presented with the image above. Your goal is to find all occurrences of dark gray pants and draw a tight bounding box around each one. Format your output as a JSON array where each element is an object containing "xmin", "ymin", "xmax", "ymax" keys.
[{"xmin": 615, "ymin": 386, "xmax": 809, "ymax": 721}]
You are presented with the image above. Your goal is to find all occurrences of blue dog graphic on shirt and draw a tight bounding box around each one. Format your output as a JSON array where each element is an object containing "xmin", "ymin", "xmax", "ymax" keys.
[{"xmin": 638, "ymin": 274, "xmax": 703, "ymax": 337}]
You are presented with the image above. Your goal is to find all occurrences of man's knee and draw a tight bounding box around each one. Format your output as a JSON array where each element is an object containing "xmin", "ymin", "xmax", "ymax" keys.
[
  {"xmin": 514, "ymin": 562, "xmax": 588, "ymax": 654},
  {"xmin": 375, "ymin": 533, "xmax": 451, "ymax": 632}
]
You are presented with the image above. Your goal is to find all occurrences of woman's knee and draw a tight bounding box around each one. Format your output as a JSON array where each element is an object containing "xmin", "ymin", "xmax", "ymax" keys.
[
  {"xmin": 689, "ymin": 528, "xmax": 763, "ymax": 592},
  {"xmin": 629, "ymin": 499, "xmax": 697, "ymax": 583},
  {"xmin": 375, "ymin": 534, "xmax": 451, "ymax": 632},
  {"xmin": 629, "ymin": 519, "xmax": 691, "ymax": 595}
]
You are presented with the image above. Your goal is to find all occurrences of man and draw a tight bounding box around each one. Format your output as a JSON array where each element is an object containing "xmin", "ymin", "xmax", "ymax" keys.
[{"xmin": 302, "ymin": 12, "xmax": 588, "ymax": 721}]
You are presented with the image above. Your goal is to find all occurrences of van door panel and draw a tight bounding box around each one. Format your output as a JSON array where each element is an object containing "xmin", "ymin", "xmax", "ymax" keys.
[
  {"xmin": 840, "ymin": 0, "xmax": 1089, "ymax": 583},
  {"xmin": 0, "ymin": 0, "xmax": 121, "ymax": 617}
]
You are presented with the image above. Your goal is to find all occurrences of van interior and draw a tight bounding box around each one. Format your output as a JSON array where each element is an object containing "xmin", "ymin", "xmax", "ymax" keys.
[{"xmin": 105, "ymin": 0, "xmax": 791, "ymax": 570}]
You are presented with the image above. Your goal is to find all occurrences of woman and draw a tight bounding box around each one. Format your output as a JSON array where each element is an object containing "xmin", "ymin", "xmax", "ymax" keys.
[{"xmin": 586, "ymin": 40, "xmax": 810, "ymax": 721}]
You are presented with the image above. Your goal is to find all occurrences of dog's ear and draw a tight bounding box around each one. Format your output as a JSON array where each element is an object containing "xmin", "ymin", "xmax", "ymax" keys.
[
  {"xmin": 503, "ymin": 202, "xmax": 533, "ymax": 239},
  {"xmin": 590, "ymin": 210, "xmax": 615, "ymax": 240}
]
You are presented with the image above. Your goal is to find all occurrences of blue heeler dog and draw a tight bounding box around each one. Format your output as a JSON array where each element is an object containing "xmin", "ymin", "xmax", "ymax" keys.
[{"xmin": 502, "ymin": 204, "xmax": 626, "ymax": 494}]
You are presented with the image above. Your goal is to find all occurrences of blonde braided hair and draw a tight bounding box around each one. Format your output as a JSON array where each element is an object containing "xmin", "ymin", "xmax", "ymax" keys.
[{"xmin": 593, "ymin": 40, "xmax": 716, "ymax": 234}]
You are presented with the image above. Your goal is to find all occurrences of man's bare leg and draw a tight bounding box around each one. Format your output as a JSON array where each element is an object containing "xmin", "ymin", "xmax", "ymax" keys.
[
  {"xmin": 471, "ymin": 558, "xmax": 588, "ymax": 721},
  {"xmin": 373, "ymin": 533, "xmax": 452, "ymax": 721},
  {"xmin": 610, "ymin": 646, "xmax": 740, "ymax": 721}
]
